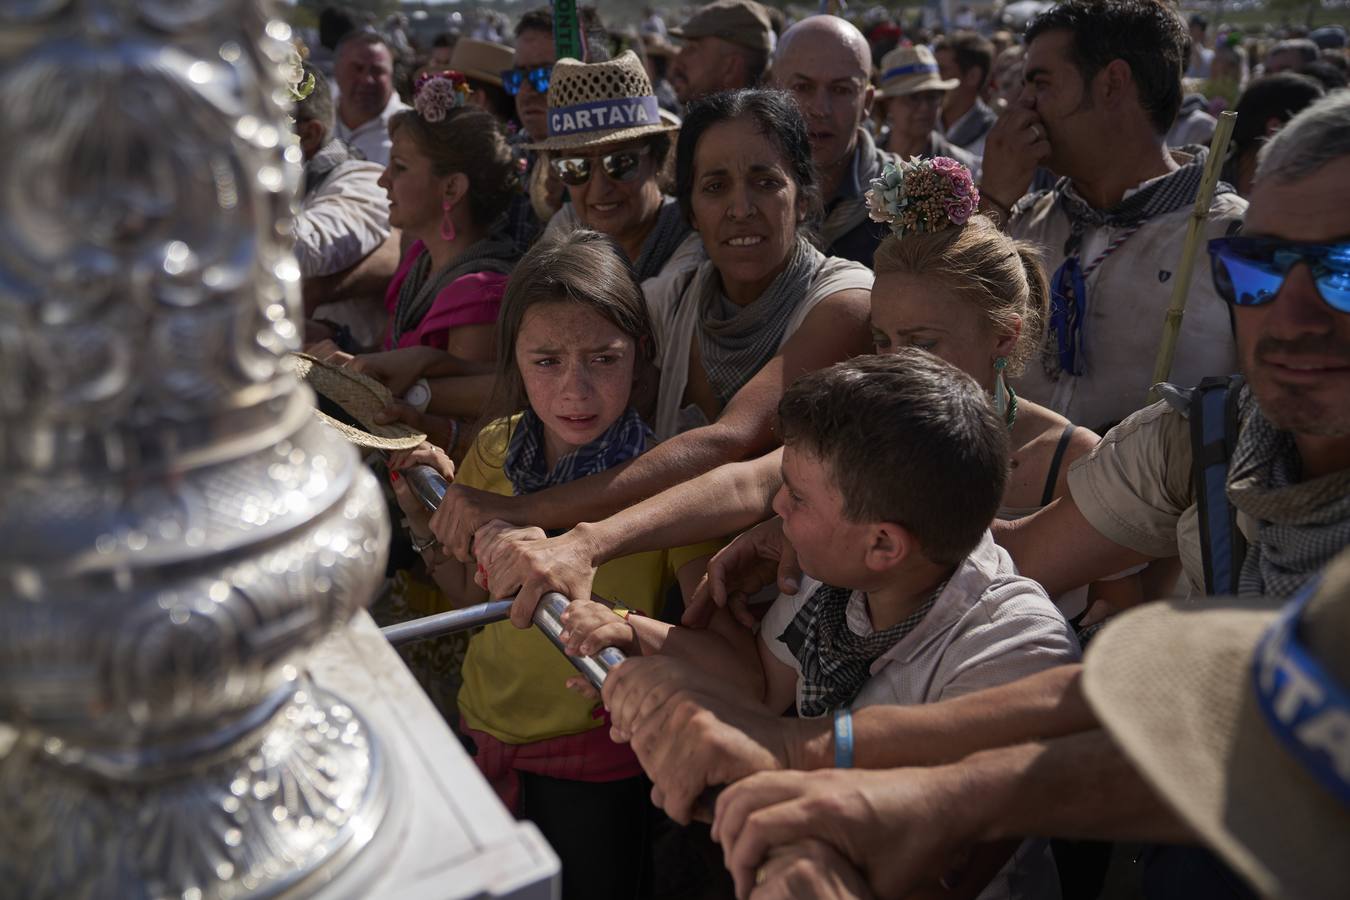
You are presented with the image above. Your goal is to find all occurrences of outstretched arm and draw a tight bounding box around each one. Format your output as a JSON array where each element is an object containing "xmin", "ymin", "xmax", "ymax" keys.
[
  {"xmin": 599, "ymin": 661, "xmax": 1094, "ymax": 824},
  {"xmin": 473, "ymin": 448, "xmax": 783, "ymax": 625},
  {"xmin": 994, "ymin": 495, "xmax": 1154, "ymax": 598},
  {"xmin": 715, "ymin": 729, "xmax": 1190, "ymax": 900},
  {"xmin": 430, "ymin": 288, "xmax": 872, "ymax": 562}
]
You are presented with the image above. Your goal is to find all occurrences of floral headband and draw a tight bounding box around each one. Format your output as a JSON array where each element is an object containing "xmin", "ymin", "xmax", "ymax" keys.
[
  {"xmin": 864, "ymin": 157, "xmax": 980, "ymax": 240},
  {"xmin": 413, "ymin": 70, "xmax": 472, "ymax": 123}
]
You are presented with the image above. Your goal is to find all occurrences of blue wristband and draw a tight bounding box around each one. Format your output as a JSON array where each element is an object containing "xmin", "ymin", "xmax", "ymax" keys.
[{"xmin": 833, "ymin": 708, "xmax": 854, "ymax": 769}]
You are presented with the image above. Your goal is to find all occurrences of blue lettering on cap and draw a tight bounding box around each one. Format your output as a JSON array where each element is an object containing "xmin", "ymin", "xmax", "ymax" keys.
[{"xmin": 1253, "ymin": 578, "xmax": 1350, "ymax": 810}]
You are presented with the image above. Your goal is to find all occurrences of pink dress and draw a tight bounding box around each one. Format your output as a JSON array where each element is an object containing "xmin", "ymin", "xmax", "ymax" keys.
[{"xmin": 383, "ymin": 240, "xmax": 509, "ymax": 350}]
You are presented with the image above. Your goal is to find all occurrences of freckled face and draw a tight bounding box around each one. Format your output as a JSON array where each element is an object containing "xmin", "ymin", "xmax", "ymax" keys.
[{"xmin": 516, "ymin": 302, "xmax": 638, "ymax": 460}]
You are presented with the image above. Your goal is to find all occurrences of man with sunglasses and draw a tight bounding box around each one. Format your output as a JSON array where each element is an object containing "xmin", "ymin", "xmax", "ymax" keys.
[
  {"xmin": 581, "ymin": 91, "xmax": 1350, "ymax": 900},
  {"xmin": 528, "ymin": 52, "xmax": 701, "ymax": 284},
  {"xmin": 506, "ymin": 9, "xmax": 559, "ymax": 143}
]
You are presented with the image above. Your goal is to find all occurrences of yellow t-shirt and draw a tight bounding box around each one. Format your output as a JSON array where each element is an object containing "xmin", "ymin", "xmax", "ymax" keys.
[{"xmin": 456, "ymin": 415, "xmax": 717, "ymax": 745}]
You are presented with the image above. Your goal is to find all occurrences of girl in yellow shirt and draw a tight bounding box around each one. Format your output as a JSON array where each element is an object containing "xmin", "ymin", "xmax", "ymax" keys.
[{"xmin": 390, "ymin": 229, "xmax": 709, "ymax": 899}]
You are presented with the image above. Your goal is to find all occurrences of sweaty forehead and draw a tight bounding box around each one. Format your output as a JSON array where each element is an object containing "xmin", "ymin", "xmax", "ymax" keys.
[
  {"xmin": 1024, "ymin": 29, "xmax": 1077, "ymax": 74},
  {"xmin": 1246, "ymin": 157, "xmax": 1350, "ymax": 242},
  {"xmin": 694, "ymin": 120, "xmax": 788, "ymax": 175}
]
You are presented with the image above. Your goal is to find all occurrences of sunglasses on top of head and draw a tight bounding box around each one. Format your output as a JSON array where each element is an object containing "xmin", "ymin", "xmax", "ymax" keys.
[
  {"xmin": 1209, "ymin": 236, "xmax": 1350, "ymax": 313},
  {"xmin": 501, "ymin": 65, "xmax": 552, "ymax": 96},
  {"xmin": 549, "ymin": 146, "xmax": 652, "ymax": 187}
]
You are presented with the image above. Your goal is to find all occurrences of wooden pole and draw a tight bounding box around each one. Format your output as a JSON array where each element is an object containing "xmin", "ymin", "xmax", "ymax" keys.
[{"xmin": 1147, "ymin": 109, "xmax": 1237, "ymax": 402}]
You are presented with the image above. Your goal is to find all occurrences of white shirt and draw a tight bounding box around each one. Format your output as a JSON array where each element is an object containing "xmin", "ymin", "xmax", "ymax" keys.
[
  {"xmin": 1009, "ymin": 158, "xmax": 1246, "ymax": 431},
  {"xmin": 760, "ymin": 531, "xmax": 1079, "ymax": 711},
  {"xmin": 294, "ymin": 158, "xmax": 390, "ymax": 279},
  {"xmin": 333, "ymin": 92, "xmax": 407, "ymax": 167},
  {"xmin": 759, "ymin": 531, "xmax": 1078, "ymax": 900}
]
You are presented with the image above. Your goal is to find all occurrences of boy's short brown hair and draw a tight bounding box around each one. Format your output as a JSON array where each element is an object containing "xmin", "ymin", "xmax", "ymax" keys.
[{"xmin": 776, "ymin": 351, "xmax": 1008, "ymax": 565}]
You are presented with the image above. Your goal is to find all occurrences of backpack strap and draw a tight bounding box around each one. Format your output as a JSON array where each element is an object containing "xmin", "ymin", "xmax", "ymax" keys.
[{"xmin": 1190, "ymin": 374, "xmax": 1248, "ymax": 595}]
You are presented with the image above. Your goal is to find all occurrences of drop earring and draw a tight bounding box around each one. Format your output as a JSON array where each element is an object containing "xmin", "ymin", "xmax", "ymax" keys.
[
  {"xmin": 440, "ymin": 199, "xmax": 456, "ymax": 242},
  {"xmin": 992, "ymin": 357, "xmax": 1017, "ymax": 428}
]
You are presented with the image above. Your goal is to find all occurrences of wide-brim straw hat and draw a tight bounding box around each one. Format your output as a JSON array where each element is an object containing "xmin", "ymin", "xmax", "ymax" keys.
[
  {"xmin": 527, "ymin": 50, "xmax": 677, "ymax": 152},
  {"xmin": 877, "ymin": 45, "xmax": 960, "ymax": 98},
  {"xmin": 1082, "ymin": 548, "xmax": 1350, "ymax": 900},
  {"xmin": 284, "ymin": 353, "xmax": 426, "ymax": 450},
  {"xmin": 643, "ymin": 33, "xmax": 678, "ymax": 59},
  {"xmin": 448, "ymin": 37, "xmax": 514, "ymax": 88}
]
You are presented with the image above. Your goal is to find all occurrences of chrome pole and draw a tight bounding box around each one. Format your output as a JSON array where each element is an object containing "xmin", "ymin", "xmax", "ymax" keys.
[{"xmin": 386, "ymin": 468, "xmax": 627, "ymax": 691}]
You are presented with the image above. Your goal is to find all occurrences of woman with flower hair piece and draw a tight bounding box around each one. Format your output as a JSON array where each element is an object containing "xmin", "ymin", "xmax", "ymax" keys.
[
  {"xmin": 314, "ymin": 72, "xmax": 525, "ymax": 453},
  {"xmin": 376, "ymin": 72, "xmax": 522, "ymax": 359},
  {"xmin": 866, "ymin": 156, "xmax": 1142, "ymax": 628}
]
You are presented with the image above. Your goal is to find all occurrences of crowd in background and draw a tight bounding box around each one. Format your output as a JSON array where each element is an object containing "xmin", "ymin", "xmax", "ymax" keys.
[{"xmin": 282, "ymin": 2, "xmax": 1349, "ymax": 899}]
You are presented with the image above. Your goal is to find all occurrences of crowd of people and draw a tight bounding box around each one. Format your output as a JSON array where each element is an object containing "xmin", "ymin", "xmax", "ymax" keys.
[{"xmin": 287, "ymin": 2, "xmax": 1349, "ymax": 898}]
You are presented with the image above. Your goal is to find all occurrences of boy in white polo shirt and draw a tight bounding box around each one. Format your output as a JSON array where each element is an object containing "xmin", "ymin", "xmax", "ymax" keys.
[{"xmin": 565, "ymin": 351, "xmax": 1079, "ymax": 898}]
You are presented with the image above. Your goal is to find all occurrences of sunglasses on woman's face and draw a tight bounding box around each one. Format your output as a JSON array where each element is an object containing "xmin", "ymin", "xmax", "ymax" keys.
[
  {"xmin": 549, "ymin": 146, "xmax": 652, "ymax": 187},
  {"xmin": 1209, "ymin": 236, "xmax": 1350, "ymax": 313},
  {"xmin": 501, "ymin": 65, "xmax": 552, "ymax": 96}
]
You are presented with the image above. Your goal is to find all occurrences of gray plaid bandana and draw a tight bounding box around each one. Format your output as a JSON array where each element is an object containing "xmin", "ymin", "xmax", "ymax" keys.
[
  {"xmin": 696, "ymin": 235, "xmax": 825, "ymax": 405},
  {"xmin": 1228, "ymin": 398, "xmax": 1350, "ymax": 598},
  {"xmin": 778, "ymin": 582, "xmax": 941, "ymax": 718}
]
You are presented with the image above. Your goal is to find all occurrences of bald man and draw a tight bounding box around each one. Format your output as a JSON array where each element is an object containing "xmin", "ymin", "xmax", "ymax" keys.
[{"xmin": 769, "ymin": 15, "xmax": 893, "ymax": 266}]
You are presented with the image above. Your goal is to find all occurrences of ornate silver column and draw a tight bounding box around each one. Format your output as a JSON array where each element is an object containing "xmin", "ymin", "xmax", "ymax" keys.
[{"xmin": 0, "ymin": 2, "xmax": 393, "ymax": 896}]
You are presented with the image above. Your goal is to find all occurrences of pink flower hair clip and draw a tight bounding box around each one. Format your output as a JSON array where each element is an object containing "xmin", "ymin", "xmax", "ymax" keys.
[
  {"xmin": 413, "ymin": 70, "xmax": 472, "ymax": 123},
  {"xmin": 864, "ymin": 156, "xmax": 980, "ymax": 239}
]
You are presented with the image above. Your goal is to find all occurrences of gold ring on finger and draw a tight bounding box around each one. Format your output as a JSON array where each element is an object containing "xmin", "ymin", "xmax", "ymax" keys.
[{"xmin": 755, "ymin": 865, "xmax": 768, "ymax": 886}]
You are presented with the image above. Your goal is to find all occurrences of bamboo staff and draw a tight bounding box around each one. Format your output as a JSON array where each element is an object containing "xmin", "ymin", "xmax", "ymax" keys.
[{"xmin": 1147, "ymin": 109, "xmax": 1237, "ymax": 402}]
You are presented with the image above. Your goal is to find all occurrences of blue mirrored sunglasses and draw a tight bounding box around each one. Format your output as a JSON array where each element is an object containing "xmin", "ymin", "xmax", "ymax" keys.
[
  {"xmin": 1209, "ymin": 236, "xmax": 1350, "ymax": 313},
  {"xmin": 501, "ymin": 64, "xmax": 551, "ymax": 97}
]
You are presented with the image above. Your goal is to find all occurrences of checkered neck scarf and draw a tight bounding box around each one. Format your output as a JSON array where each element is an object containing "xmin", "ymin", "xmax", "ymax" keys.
[
  {"xmin": 633, "ymin": 197, "xmax": 694, "ymax": 282},
  {"xmin": 819, "ymin": 129, "xmax": 889, "ymax": 251},
  {"xmin": 503, "ymin": 407, "xmax": 652, "ymax": 498},
  {"xmin": 696, "ymin": 236, "xmax": 825, "ymax": 406},
  {"xmin": 392, "ymin": 236, "xmax": 518, "ymax": 346},
  {"xmin": 1227, "ymin": 397, "xmax": 1350, "ymax": 598},
  {"xmin": 1042, "ymin": 149, "xmax": 1234, "ymax": 378},
  {"xmin": 777, "ymin": 582, "xmax": 942, "ymax": 719}
]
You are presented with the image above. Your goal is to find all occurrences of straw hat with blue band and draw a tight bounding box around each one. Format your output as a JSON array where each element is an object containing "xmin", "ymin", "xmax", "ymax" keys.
[
  {"xmin": 1081, "ymin": 546, "xmax": 1350, "ymax": 900},
  {"xmin": 526, "ymin": 51, "xmax": 678, "ymax": 152},
  {"xmin": 877, "ymin": 45, "xmax": 960, "ymax": 98}
]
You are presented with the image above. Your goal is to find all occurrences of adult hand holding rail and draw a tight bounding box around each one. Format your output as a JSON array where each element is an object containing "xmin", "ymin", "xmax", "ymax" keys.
[{"xmin": 386, "ymin": 464, "xmax": 627, "ymax": 693}]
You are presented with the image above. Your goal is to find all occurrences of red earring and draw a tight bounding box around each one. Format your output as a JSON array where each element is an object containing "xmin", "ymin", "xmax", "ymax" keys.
[{"xmin": 440, "ymin": 199, "xmax": 456, "ymax": 242}]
